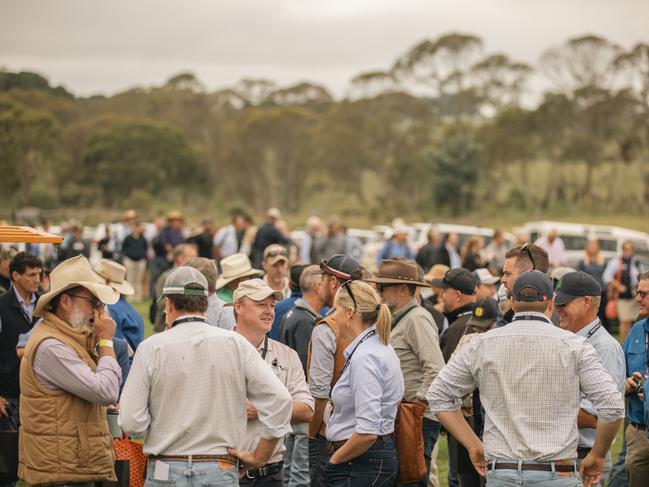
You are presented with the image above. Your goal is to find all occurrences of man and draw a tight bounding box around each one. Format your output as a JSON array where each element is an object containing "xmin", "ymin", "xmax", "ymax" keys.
[
  {"xmin": 185, "ymin": 257, "xmax": 236, "ymax": 330},
  {"xmin": 428, "ymin": 270, "xmax": 625, "ymax": 487},
  {"xmin": 534, "ymin": 229, "xmax": 567, "ymax": 271},
  {"xmin": 604, "ymin": 240, "xmax": 641, "ymax": 342},
  {"xmin": 278, "ymin": 265, "xmax": 324, "ymax": 374},
  {"xmin": 307, "ymin": 254, "xmax": 361, "ymax": 487},
  {"xmin": 422, "ymin": 264, "xmax": 450, "ymax": 335},
  {"xmin": 341, "ymin": 225, "xmax": 363, "ymax": 262},
  {"xmin": 148, "ymin": 216, "xmax": 170, "ymax": 301},
  {"xmin": 187, "ymin": 218, "xmax": 216, "ymax": 259},
  {"xmin": 121, "ymin": 221, "xmax": 148, "ymax": 301},
  {"xmin": 214, "ymin": 213, "xmax": 246, "ymax": 259},
  {"xmin": 152, "ymin": 243, "xmax": 198, "ymax": 332},
  {"xmin": 416, "ymin": 227, "xmax": 441, "ymax": 273},
  {"xmin": 94, "ymin": 258, "xmax": 144, "ymax": 351},
  {"xmin": 119, "ymin": 267, "xmax": 293, "ymax": 485},
  {"xmin": 432, "ymin": 268, "xmax": 478, "ymax": 362},
  {"xmin": 262, "ymin": 244, "xmax": 291, "ymax": 299},
  {"xmin": 0, "ymin": 248, "xmax": 17, "ymax": 294},
  {"xmin": 314, "ymin": 216, "xmax": 347, "ymax": 262},
  {"xmin": 433, "ymin": 233, "xmax": 461, "ymax": 269},
  {"xmin": 300, "ymin": 216, "xmax": 323, "ymax": 264},
  {"xmin": 18, "ymin": 255, "xmax": 121, "ymax": 485},
  {"xmin": 474, "ymin": 268, "xmax": 499, "ymax": 300},
  {"xmin": 554, "ymin": 271, "xmax": 626, "ymax": 485},
  {"xmin": 484, "ymin": 230, "xmax": 508, "ymax": 274},
  {"xmin": 376, "ymin": 226, "xmax": 413, "ymax": 263},
  {"xmin": 270, "ymin": 264, "xmax": 306, "ymax": 340},
  {"xmin": 499, "ymin": 244, "xmax": 550, "ymax": 324},
  {"xmin": 0, "ymin": 252, "xmax": 42, "ymax": 430},
  {"xmin": 620, "ymin": 271, "xmax": 649, "ymax": 486},
  {"xmin": 234, "ymin": 279, "xmax": 314, "ymax": 487},
  {"xmin": 216, "ymin": 253, "xmax": 264, "ymax": 303},
  {"xmin": 368, "ymin": 259, "xmax": 445, "ymax": 487},
  {"xmin": 159, "ymin": 210, "xmax": 186, "ymax": 255},
  {"xmin": 252, "ymin": 208, "xmax": 290, "ymax": 268}
]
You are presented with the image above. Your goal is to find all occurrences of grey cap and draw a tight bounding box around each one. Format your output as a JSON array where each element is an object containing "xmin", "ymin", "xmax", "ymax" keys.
[{"xmin": 163, "ymin": 267, "xmax": 209, "ymax": 297}]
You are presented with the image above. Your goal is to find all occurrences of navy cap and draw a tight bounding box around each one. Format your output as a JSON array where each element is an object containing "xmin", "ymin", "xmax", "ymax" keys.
[
  {"xmin": 430, "ymin": 268, "xmax": 478, "ymax": 295},
  {"xmin": 513, "ymin": 270, "xmax": 553, "ymax": 302},
  {"xmin": 320, "ymin": 254, "xmax": 361, "ymax": 281},
  {"xmin": 467, "ymin": 298, "xmax": 499, "ymax": 328},
  {"xmin": 554, "ymin": 271, "xmax": 602, "ymax": 306}
]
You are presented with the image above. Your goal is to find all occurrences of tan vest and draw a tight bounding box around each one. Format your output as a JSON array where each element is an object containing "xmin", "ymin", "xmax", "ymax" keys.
[{"xmin": 18, "ymin": 312, "xmax": 116, "ymax": 485}]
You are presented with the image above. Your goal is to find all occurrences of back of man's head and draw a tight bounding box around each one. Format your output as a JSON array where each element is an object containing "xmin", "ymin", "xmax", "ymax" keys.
[
  {"xmin": 184, "ymin": 257, "xmax": 217, "ymax": 295},
  {"xmin": 300, "ymin": 265, "xmax": 322, "ymax": 295},
  {"xmin": 173, "ymin": 243, "xmax": 198, "ymax": 266},
  {"xmin": 505, "ymin": 244, "xmax": 550, "ymax": 274},
  {"xmin": 512, "ymin": 270, "xmax": 554, "ymax": 314}
]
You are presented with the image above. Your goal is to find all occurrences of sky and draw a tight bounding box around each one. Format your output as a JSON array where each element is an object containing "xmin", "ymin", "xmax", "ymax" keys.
[{"xmin": 1, "ymin": 0, "xmax": 648, "ymax": 98}]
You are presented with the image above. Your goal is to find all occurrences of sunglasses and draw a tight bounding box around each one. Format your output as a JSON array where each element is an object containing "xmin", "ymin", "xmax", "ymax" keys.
[
  {"xmin": 342, "ymin": 280, "xmax": 358, "ymax": 310},
  {"xmin": 521, "ymin": 243, "xmax": 536, "ymax": 271},
  {"xmin": 67, "ymin": 294, "xmax": 104, "ymax": 310},
  {"xmin": 376, "ymin": 283, "xmax": 398, "ymax": 293},
  {"xmin": 266, "ymin": 250, "xmax": 287, "ymax": 258}
]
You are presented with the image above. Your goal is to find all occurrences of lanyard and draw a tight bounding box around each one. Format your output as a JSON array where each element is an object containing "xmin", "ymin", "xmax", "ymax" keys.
[
  {"xmin": 261, "ymin": 335, "xmax": 269, "ymax": 360},
  {"xmin": 330, "ymin": 329, "xmax": 376, "ymax": 400},
  {"xmin": 171, "ymin": 316, "xmax": 208, "ymax": 327},
  {"xmin": 586, "ymin": 321, "xmax": 602, "ymax": 340}
]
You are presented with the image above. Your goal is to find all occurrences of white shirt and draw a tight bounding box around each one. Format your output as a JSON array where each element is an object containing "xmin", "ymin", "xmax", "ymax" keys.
[
  {"xmin": 213, "ymin": 225, "xmax": 239, "ymax": 258},
  {"xmin": 534, "ymin": 236, "xmax": 567, "ymax": 267},
  {"xmin": 119, "ymin": 317, "xmax": 292, "ymax": 455}
]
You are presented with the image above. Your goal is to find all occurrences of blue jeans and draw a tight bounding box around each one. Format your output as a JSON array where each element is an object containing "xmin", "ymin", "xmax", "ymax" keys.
[
  {"xmin": 308, "ymin": 436, "xmax": 327, "ymax": 487},
  {"xmin": 325, "ymin": 436, "xmax": 398, "ymax": 487},
  {"xmin": 486, "ymin": 463, "xmax": 581, "ymax": 487},
  {"xmin": 145, "ymin": 458, "xmax": 239, "ymax": 487},
  {"xmin": 283, "ymin": 432, "xmax": 309, "ymax": 487}
]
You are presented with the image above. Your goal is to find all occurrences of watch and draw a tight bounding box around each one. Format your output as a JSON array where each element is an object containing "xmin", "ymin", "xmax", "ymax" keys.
[{"xmin": 97, "ymin": 339, "xmax": 114, "ymax": 348}]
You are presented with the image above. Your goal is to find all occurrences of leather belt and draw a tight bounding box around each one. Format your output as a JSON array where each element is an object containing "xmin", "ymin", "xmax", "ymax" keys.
[
  {"xmin": 490, "ymin": 461, "xmax": 576, "ymax": 473},
  {"xmin": 150, "ymin": 454, "xmax": 238, "ymax": 464},
  {"xmin": 629, "ymin": 422, "xmax": 647, "ymax": 431},
  {"xmin": 245, "ymin": 461, "xmax": 283, "ymax": 479},
  {"xmin": 577, "ymin": 447, "xmax": 591, "ymax": 459},
  {"xmin": 326, "ymin": 433, "xmax": 394, "ymax": 454}
]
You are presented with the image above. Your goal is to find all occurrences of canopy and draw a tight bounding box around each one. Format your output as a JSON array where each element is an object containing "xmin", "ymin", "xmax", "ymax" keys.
[{"xmin": 0, "ymin": 225, "xmax": 63, "ymax": 244}]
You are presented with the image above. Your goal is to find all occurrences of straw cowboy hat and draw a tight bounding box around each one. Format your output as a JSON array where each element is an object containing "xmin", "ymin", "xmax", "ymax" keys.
[
  {"xmin": 34, "ymin": 255, "xmax": 119, "ymax": 317},
  {"xmin": 94, "ymin": 258, "xmax": 135, "ymax": 296},
  {"xmin": 365, "ymin": 259, "xmax": 428, "ymax": 287},
  {"xmin": 216, "ymin": 253, "xmax": 263, "ymax": 290}
]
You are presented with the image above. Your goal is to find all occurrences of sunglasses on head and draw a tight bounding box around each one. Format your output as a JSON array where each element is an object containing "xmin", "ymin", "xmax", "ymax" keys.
[
  {"xmin": 342, "ymin": 280, "xmax": 358, "ymax": 310},
  {"xmin": 266, "ymin": 250, "xmax": 287, "ymax": 258},
  {"xmin": 521, "ymin": 243, "xmax": 536, "ymax": 271}
]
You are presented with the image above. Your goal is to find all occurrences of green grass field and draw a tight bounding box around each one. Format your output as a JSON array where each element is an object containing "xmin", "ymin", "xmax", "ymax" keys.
[{"xmin": 131, "ymin": 300, "xmax": 625, "ymax": 487}]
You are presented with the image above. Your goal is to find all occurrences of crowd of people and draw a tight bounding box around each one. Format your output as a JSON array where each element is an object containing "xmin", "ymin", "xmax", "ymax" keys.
[{"xmin": 1, "ymin": 208, "xmax": 649, "ymax": 487}]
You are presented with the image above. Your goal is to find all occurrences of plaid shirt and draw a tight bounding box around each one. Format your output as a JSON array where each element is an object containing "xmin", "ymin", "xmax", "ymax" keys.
[{"xmin": 427, "ymin": 312, "xmax": 625, "ymax": 462}]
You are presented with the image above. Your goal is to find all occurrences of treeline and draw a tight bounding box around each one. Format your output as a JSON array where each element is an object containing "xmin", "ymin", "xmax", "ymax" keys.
[{"xmin": 1, "ymin": 32, "xmax": 648, "ymax": 221}]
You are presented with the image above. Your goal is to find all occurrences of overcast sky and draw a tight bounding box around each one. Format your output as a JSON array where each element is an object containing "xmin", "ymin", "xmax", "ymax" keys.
[{"xmin": 1, "ymin": 0, "xmax": 648, "ymax": 98}]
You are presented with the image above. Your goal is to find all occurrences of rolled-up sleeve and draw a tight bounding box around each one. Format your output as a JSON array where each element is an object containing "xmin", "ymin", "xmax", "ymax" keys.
[
  {"xmin": 350, "ymin": 355, "xmax": 385, "ymax": 435},
  {"xmin": 245, "ymin": 343, "xmax": 293, "ymax": 439},
  {"xmin": 427, "ymin": 339, "xmax": 478, "ymax": 416},
  {"xmin": 119, "ymin": 345, "xmax": 151, "ymax": 436},
  {"xmin": 577, "ymin": 342, "xmax": 625, "ymax": 423},
  {"xmin": 308, "ymin": 325, "xmax": 336, "ymax": 398}
]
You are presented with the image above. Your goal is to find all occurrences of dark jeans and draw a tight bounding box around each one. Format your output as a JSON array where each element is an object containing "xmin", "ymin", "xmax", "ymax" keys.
[
  {"xmin": 325, "ymin": 436, "xmax": 398, "ymax": 487},
  {"xmin": 308, "ymin": 436, "xmax": 328, "ymax": 487},
  {"xmin": 239, "ymin": 471, "xmax": 283, "ymax": 487},
  {"xmin": 396, "ymin": 417, "xmax": 441, "ymax": 487}
]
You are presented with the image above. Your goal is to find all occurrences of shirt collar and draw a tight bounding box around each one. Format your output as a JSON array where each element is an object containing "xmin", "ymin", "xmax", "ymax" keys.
[
  {"xmin": 256, "ymin": 336, "xmax": 272, "ymax": 353},
  {"xmin": 295, "ymin": 298, "xmax": 317, "ymax": 317},
  {"xmin": 512, "ymin": 311, "xmax": 552, "ymax": 322},
  {"xmin": 12, "ymin": 285, "xmax": 36, "ymax": 306},
  {"xmin": 576, "ymin": 318, "xmax": 600, "ymax": 338},
  {"xmin": 343, "ymin": 325, "xmax": 377, "ymax": 359},
  {"xmin": 393, "ymin": 299, "xmax": 418, "ymax": 320}
]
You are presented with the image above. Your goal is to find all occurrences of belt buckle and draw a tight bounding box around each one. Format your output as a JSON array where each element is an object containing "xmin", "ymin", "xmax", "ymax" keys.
[{"xmin": 246, "ymin": 468, "xmax": 257, "ymax": 479}]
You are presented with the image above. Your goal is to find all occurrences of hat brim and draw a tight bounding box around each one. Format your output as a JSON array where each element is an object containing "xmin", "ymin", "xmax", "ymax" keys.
[
  {"xmin": 34, "ymin": 281, "xmax": 120, "ymax": 317},
  {"xmin": 365, "ymin": 276, "xmax": 429, "ymax": 287},
  {"xmin": 429, "ymin": 278, "xmax": 451, "ymax": 289},
  {"xmin": 554, "ymin": 290, "xmax": 584, "ymax": 306},
  {"xmin": 266, "ymin": 255, "xmax": 288, "ymax": 266},
  {"xmin": 467, "ymin": 316, "xmax": 496, "ymax": 328},
  {"xmin": 216, "ymin": 269, "xmax": 264, "ymax": 290},
  {"xmin": 107, "ymin": 280, "xmax": 134, "ymax": 296},
  {"xmin": 236, "ymin": 289, "xmax": 284, "ymax": 302},
  {"xmin": 479, "ymin": 277, "xmax": 500, "ymax": 285}
]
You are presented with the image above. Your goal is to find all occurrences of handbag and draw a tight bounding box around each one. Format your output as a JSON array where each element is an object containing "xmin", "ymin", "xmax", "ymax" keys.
[
  {"xmin": 395, "ymin": 401, "xmax": 427, "ymax": 484},
  {"xmin": 605, "ymin": 258, "xmax": 623, "ymax": 321},
  {"xmin": 0, "ymin": 408, "xmax": 19, "ymax": 483},
  {"xmin": 113, "ymin": 435, "xmax": 147, "ymax": 487}
]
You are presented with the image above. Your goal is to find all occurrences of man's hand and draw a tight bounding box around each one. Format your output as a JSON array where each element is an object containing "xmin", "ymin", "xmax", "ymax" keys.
[
  {"xmin": 94, "ymin": 308, "xmax": 116, "ymax": 341},
  {"xmin": 467, "ymin": 444, "xmax": 487, "ymax": 477},
  {"xmin": 579, "ymin": 453, "xmax": 605, "ymax": 487},
  {"xmin": 246, "ymin": 400, "xmax": 258, "ymax": 420},
  {"xmin": 0, "ymin": 396, "xmax": 9, "ymax": 418},
  {"xmin": 625, "ymin": 372, "xmax": 644, "ymax": 400}
]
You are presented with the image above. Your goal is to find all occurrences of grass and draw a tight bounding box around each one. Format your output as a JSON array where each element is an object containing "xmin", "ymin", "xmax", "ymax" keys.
[{"xmin": 129, "ymin": 300, "xmax": 625, "ymax": 487}]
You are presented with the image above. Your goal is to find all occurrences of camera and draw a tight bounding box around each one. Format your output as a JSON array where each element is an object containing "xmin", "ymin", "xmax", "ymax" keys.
[{"xmin": 632, "ymin": 374, "xmax": 647, "ymax": 395}]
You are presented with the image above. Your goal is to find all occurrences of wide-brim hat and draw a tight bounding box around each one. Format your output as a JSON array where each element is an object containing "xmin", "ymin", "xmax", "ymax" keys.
[
  {"xmin": 216, "ymin": 253, "xmax": 264, "ymax": 289},
  {"xmin": 94, "ymin": 258, "xmax": 134, "ymax": 296},
  {"xmin": 167, "ymin": 210, "xmax": 184, "ymax": 221},
  {"xmin": 424, "ymin": 264, "xmax": 450, "ymax": 285},
  {"xmin": 34, "ymin": 255, "xmax": 119, "ymax": 317},
  {"xmin": 365, "ymin": 259, "xmax": 428, "ymax": 287}
]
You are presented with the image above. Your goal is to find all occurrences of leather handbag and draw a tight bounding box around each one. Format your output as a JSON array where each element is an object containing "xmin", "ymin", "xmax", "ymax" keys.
[
  {"xmin": 395, "ymin": 401, "xmax": 427, "ymax": 484},
  {"xmin": 113, "ymin": 435, "xmax": 147, "ymax": 487}
]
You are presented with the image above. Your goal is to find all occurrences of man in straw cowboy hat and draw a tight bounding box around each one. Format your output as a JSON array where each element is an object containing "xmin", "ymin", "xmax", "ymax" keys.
[
  {"xmin": 18, "ymin": 255, "xmax": 122, "ymax": 485},
  {"xmin": 120, "ymin": 267, "xmax": 292, "ymax": 486},
  {"xmin": 94, "ymin": 258, "xmax": 144, "ymax": 352},
  {"xmin": 366, "ymin": 259, "xmax": 446, "ymax": 487},
  {"xmin": 216, "ymin": 253, "xmax": 264, "ymax": 304}
]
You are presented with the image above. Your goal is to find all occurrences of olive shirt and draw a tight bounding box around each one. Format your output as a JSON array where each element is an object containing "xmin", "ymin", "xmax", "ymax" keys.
[{"xmin": 390, "ymin": 299, "xmax": 445, "ymax": 421}]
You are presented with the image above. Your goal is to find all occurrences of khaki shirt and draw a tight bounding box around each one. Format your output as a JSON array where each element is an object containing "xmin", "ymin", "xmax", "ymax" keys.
[
  {"xmin": 390, "ymin": 300, "xmax": 445, "ymax": 420},
  {"xmin": 242, "ymin": 337, "xmax": 315, "ymax": 464}
]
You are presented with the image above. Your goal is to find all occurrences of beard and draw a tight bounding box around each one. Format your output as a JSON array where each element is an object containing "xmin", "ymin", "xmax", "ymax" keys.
[{"xmin": 69, "ymin": 305, "xmax": 93, "ymax": 331}]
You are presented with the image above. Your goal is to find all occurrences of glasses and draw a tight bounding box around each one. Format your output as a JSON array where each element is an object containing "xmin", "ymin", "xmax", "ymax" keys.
[
  {"xmin": 376, "ymin": 283, "xmax": 398, "ymax": 293},
  {"xmin": 637, "ymin": 289, "xmax": 649, "ymax": 299},
  {"xmin": 265, "ymin": 250, "xmax": 287, "ymax": 258},
  {"xmin": 67, "ymin": 294, "xmax": 104, "ymax": 310},
  {"xmin": 342, "ymin": 280, "xmax": 358, "ymax": 310},
  {"xmin": 521, "ymin": 243, "xmax": 536, "ymax": 271}
]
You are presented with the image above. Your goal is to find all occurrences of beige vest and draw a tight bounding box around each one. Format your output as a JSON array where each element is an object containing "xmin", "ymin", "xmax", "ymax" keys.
[{"xmin": 18, "ymin": 312, "xmax": 116, "ymax": 485}]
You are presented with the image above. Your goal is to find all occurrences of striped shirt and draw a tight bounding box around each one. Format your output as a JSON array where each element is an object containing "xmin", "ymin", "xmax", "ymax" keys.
[{"xmin": 427, "ymin": 311, "xmax": 625, "ymax": 461}]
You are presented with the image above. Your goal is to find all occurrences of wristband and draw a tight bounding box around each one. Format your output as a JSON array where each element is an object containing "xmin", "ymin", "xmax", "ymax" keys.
[{"xmin": 97, "ymin": 339, "xmax": 114, "ymax": 349}]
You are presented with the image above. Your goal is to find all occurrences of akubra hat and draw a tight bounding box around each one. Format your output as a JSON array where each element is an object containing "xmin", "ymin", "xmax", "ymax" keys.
[
  {"xmin": 34, "ymin": 255, "xmax": 119, "ymax": 317},
  {"xmin": 215, "ymin": 253, "xmax": 264, "ymax": 290},
  {"xmin": 365, "ymin": 259, "xmax": 428, "ymax": 287},
  {"xmin": 94, "ymin": 258, "xmax": 135, "ymax": 296}
]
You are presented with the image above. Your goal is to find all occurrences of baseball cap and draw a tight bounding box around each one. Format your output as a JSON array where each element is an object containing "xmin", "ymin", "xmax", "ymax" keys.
[
  {"xmin": 554, "ymin": 271, "xmax": 602, "ymax": 306},
  {"xmin": 467, "ymin": 298, "xmax": 499, "ymax": 329},
  {"xmin": 430, "ymin": 268, "xmax": 478, "ymax": 295},
  {"xmin": 263, "ymin": 244, "xmax": 288, "ymax": 265},
  {"xmin": 162, "ymin": 267, "xmax": 209, "ymax": 297},
  {"xmin": 474, "ymin": 268, "xmax": 500, "ymax": 285},
  {"xmin": 512, "ymin": 270, "xmax": 553, "ymax": 302},
  {"xmin": 233, "ymin": 278, "xmax": 283, "ymax": 302},
  {"xmin": 320, "ymin": 254, "xmax": 361, "ymax": 281}
]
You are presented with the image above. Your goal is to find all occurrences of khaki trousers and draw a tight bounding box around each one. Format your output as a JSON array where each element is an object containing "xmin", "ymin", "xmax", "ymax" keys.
[{"xmin": 625, "ymin": 423, "xmax": 649, "ymax": 487}]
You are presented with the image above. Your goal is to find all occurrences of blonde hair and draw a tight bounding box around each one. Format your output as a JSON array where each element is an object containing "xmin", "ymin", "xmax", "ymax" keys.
[{"xmin": 335, "ymin": 280, "xmax": 391, "ymax": 345}]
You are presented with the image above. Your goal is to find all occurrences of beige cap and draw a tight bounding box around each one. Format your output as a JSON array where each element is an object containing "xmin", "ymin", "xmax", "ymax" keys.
[
  {"xmin": 94, "ymin": 259, "xmax": 135, "ymax": 295},
  {"xmin": 424, "ymin": 264, "xmax": 450, "ymax": 284},
  {"xmin": 266, "ymin": 207, "xmax": 282, "ymax": 219},
  {"xmin": 263, "ymin": 244, "xmax": 288, "ymax": 265},
  {"xmin": 233, "ymin": 278, "xmax": 283, "ymax": 302}
]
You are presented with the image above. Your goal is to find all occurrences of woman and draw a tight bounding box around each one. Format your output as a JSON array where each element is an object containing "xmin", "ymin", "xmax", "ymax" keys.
[
  {"xmin": 461, "ymin": 236, "xmax": 485, "ymax": 272},
  {"xmin": 325, "ymin": 280, "xmax": 404, "ymax": 487},
  {"xmin": 577, "ymin": 239, "xmax": 609, "ymax": 329}
]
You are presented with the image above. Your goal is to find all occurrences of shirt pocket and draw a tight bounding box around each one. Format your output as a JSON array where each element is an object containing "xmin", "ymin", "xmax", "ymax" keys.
[{"xmin": 626, "ymin": 334, "xmax": 648, "ymax": 374}]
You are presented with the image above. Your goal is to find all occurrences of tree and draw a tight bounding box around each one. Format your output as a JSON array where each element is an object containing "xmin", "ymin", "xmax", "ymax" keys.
[
  {"xmin": 347, "ymin": 70, "xmax": 400, "ymax": 100},
  {"xmin": 470, "ymin": 54, "xmax": 532, "ymax": 112},
  {"xmin": 0, "ymin": 70, "xmax": 73, "ymax": 99},
  {"xmin": 165, "ymin": 72, "xmax": 204, "ymax": 92},
  {"xmin": 266, "ymin": 82, "xmax": 333, "ymax": 107}
]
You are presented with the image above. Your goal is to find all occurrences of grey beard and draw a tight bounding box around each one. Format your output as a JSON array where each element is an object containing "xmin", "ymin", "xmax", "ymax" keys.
[{"xmin": 69, "ymin": 307, "xmax": 92, "ymax": 331}]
